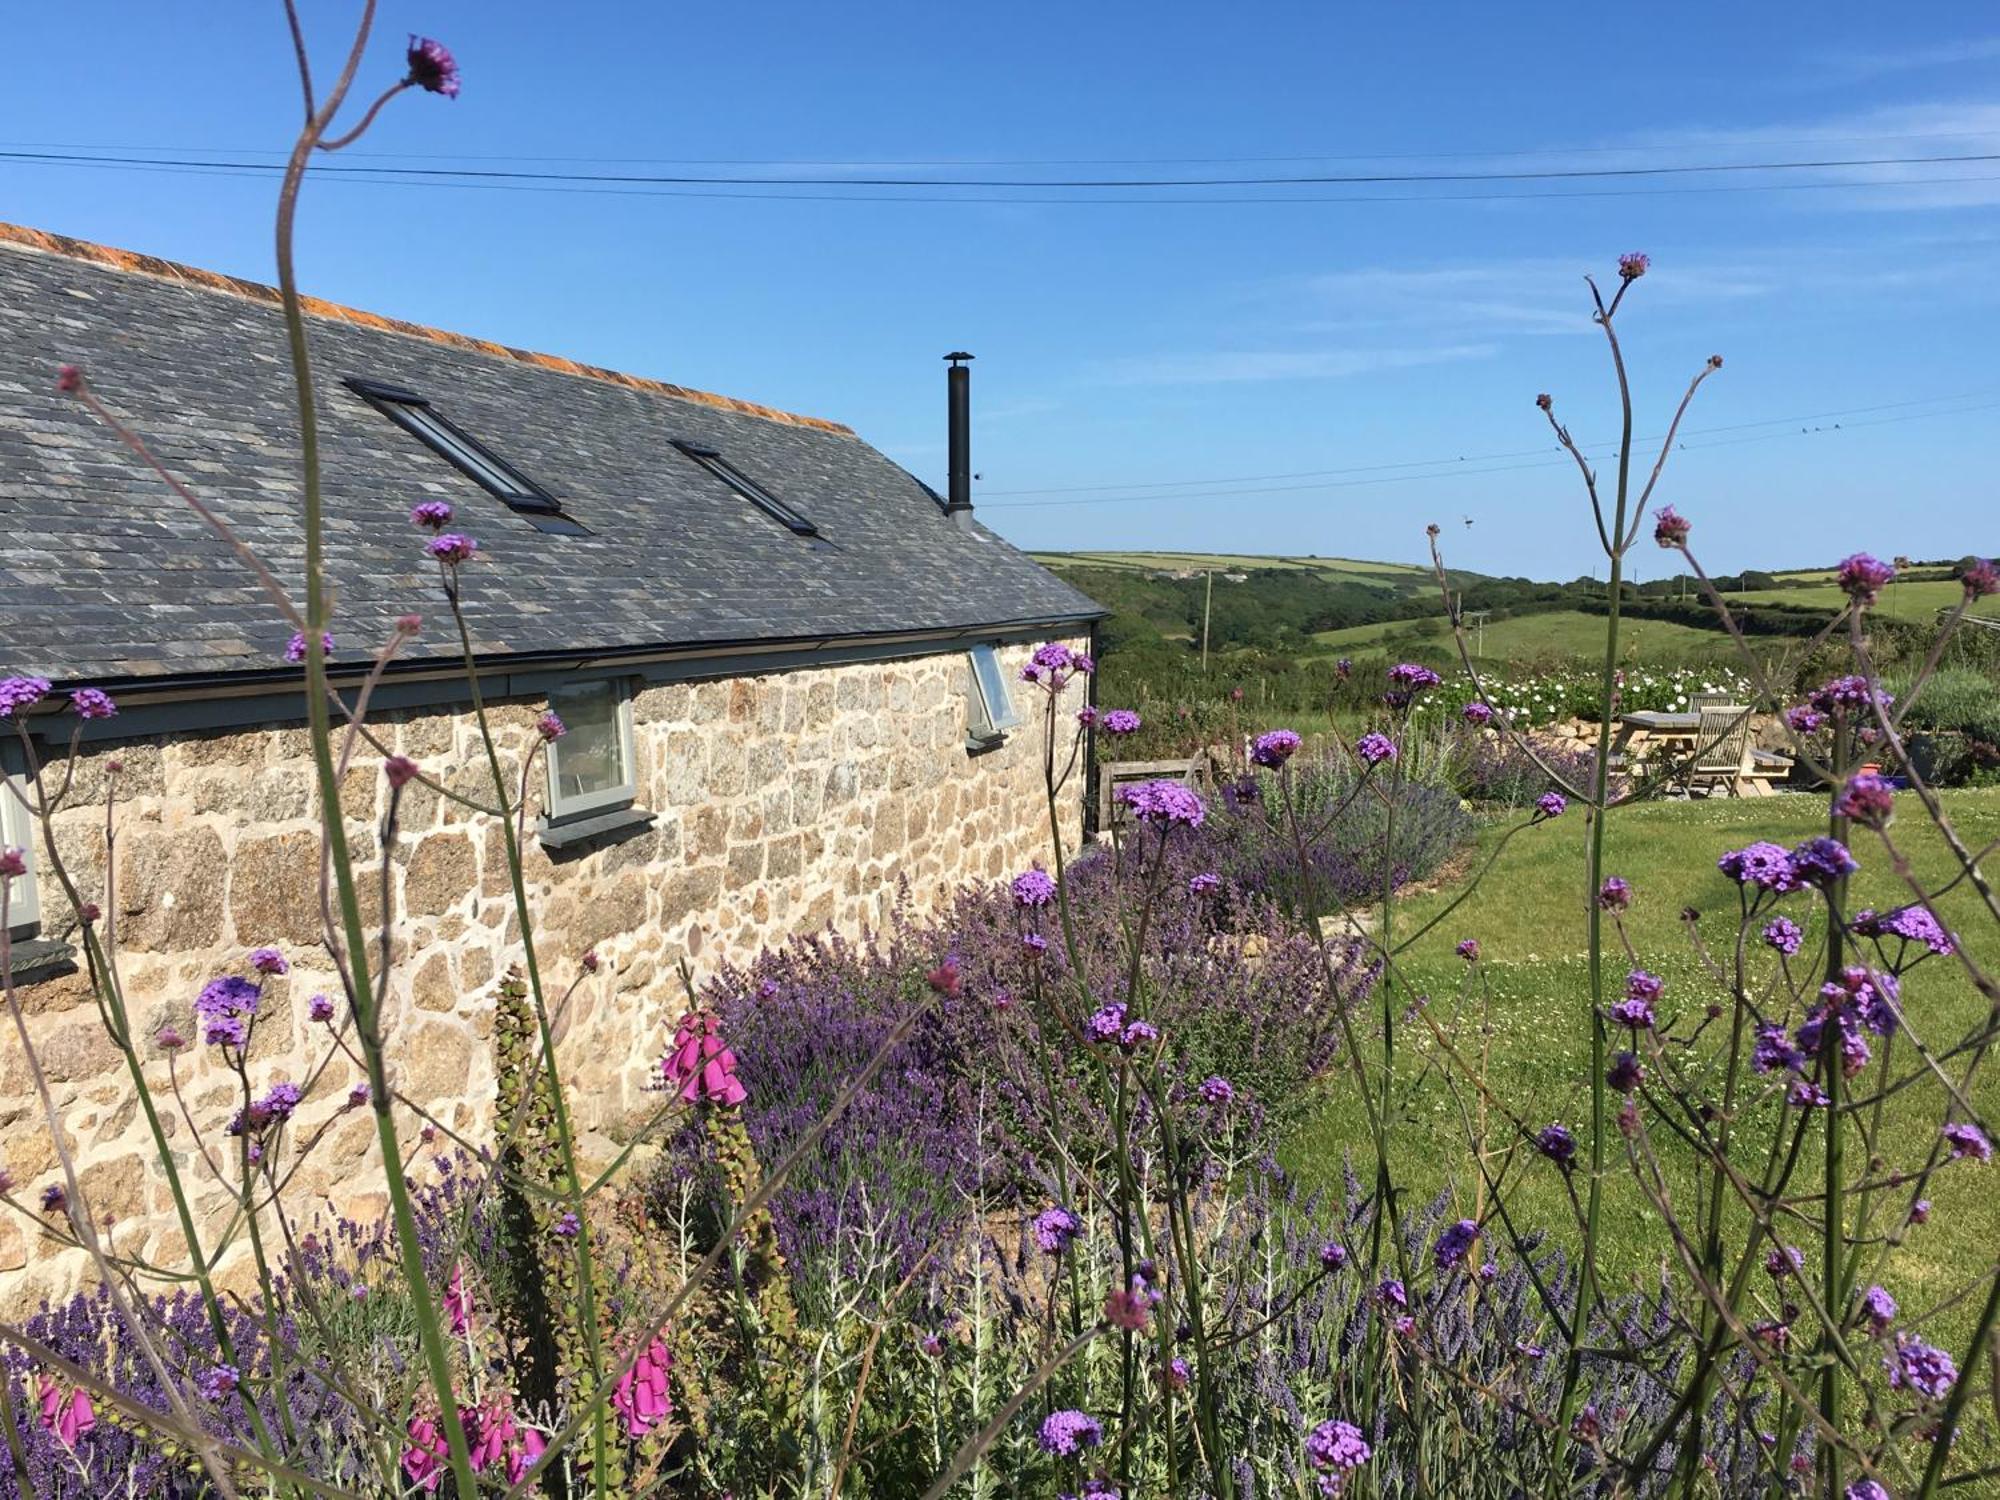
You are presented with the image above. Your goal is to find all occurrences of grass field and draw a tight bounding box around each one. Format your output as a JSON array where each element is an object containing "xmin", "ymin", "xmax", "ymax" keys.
[
  {"xmin": 1732, "ymin": 575, "xmax": 2000, "ymax": 626},
  {"xmin": 1032, "ymin": 550, "xmax": 1432, "ymax": 585},
  {"xmin": 1284, "ymin": 789, "xmax": 2000, "ymax": 1357},
  {"xmin": 1304, "ymin": 608, "xmax": 1746, "ymax": 662}
]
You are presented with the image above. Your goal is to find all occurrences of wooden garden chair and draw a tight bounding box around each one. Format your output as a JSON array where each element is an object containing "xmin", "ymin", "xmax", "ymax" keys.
[{"xmin": 1685, "ymin": 705, "xmax": 1754, "ymax": 798}]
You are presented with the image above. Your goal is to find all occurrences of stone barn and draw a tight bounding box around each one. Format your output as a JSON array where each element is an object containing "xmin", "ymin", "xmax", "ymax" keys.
[{"xmin": 0, "ymin": 221, "xmax": 1102, "ymax": 1307}]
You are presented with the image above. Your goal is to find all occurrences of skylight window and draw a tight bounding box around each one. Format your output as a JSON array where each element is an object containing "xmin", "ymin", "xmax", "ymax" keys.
[
  {"xmin": 671, "ymin": 440, "xmax": 819, "ymax": 537},
  {"xmin": 346, "ymin": 378, "xmax": 589, "ymax": 536},
  {"xmin": 965, "ymin": 644, "xmax": 1022, "ymax": 748}
]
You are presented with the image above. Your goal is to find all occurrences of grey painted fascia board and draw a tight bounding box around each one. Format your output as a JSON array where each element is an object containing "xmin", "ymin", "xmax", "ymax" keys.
[{"xmin": 16, "ymin": 615, "xmax": 1105, "ymax": 744}]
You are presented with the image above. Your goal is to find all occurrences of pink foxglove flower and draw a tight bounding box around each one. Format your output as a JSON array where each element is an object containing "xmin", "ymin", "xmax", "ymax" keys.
[
  {"xmin": 445, "ymin": 1262, "xmax": 473, "ymax": 1336},
  {"xmin": 402, "ymin": 1410, "xmax": 448, "ymax": 1493},
  {"xmin": 37, "ymin": 1379, "xmax": 94, "ymax": 1448},
  {"xmin": 661, "ymin": 1011, "xmax": 747, "ymax": 1106},
  {"xmin": 612, "ymin": 1336, "xmax": 673, "ymax": 1438}
]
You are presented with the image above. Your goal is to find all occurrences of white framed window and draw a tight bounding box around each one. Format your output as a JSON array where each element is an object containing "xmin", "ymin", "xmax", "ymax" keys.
[
  {"xmin": 544, "ymin": 679, "xmax": 637, "ymax": 824},
  {"xmin": 0, "ymin": 768, "xmax": 39, "ymax": 939},
  {"xmin": 966, "ymin": 645, "xmax": 1022, "ymax": 748}
]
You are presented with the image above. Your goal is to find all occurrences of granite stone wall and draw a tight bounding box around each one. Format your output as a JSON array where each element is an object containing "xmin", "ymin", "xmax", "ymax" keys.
[{"xmin": 0, "ymin": 638, "xmax": 1088, "ymax": 1310}]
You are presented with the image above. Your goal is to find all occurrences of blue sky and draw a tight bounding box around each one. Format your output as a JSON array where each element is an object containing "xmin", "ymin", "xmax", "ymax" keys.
[{"xmin": 4, "ymin": 3, "xmax": 1996, "ymax": 579}]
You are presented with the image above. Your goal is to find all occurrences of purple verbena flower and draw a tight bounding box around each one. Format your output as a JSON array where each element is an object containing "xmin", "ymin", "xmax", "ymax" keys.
[
  {"xmin": 1462, "ymin": 700, "xmax": 1494, "ymax": 726},
  {"xmin": 536, "ymin": 711, "xmax": 566, "ymax": 741},
  {"xmin": 0, "ymin": 677, "xmax": 50, "ymax": 718},
  {"xmin": 1536, "ymin": 1123, "xmax": 1576, "ymax": 1170},
  {"xmin": 249, "ymin": 947, "xmax": 288, "ymax": 976},
  {"xmin": 1610, "ymin": 995, "xmax": 1656, "ymax": 1031},
  {"xmin": 427, "ymin": 533, "xmax": 478, "ymax": 566},
  {"xmin": 1456, "ymin": 939, "xmax": 1479, "ymax": 962},
  {"xmin": 1019, "ymin": 642, "xmax": 1091, "ymax": 691},
  {"xmin": 196, "ymin": 1364, "xmax": 239, "ymax": 1403},
  {"xmin": 1598, "ymin": 876, "xmax": 1631, "ymax": 911},
  {"xmin": 1115, "ymin": 779, "xmax": 1205, "ymax": 828},
  {"xmin": 1618, "ymin": 251, "xmax": 1650, "ymax": 280},
  {"xmin": 1534, "ymin": 791, "xmax": 1567, "ymax": 820},
  {"xmin": 68, "ymin": 687, "xmax": 116, "ymax": 720},
  {"xmin": 1032, "ymin": 1207, "xmax": 1082, "ymax": 1255},
  {"xmin": 1943, "ymin": 1122, "xmax": 1991, "ymax": 1163},
  {"xmin": 1198, "ymin": 1076, "xmax": 1234, "ymax": 1106},
  {"xmin": 409, "ymin": 501, "xmax": 455, "ymax": 530},
  {"xmin": 1763, "ymin": 916, "xmax": 1804, "ymax": 956},
  {"xmin": 1962, "ymin": 558, "xmax": 1999, "ymax": 599},
  {"xmin": 1861, "ymin": 1284, "xmax": 1897, "ymax": 1332},
  {"xmin": 406, "ymin": 35, "xmax": 461, "ymax": 98},
  {"xmin": 308, "ymin": 993, "xmax": 335, "ymax": 1023},
  {"xmin": 194, "ymin": 974, "xmax": 262, "ymax": 1048},
  {"xmin": 1764, "ymin": 1244, "xmax": 1804, "ymax": 1278},
  {"xmin": 1037, "ymin": 1409, "xmax": 1102, "ymax": 1456},
  {"xmin": 1835, "ymin": 552, "xmax": 1896, "ymax": 607},
  {"xmin": 1354, "ymin": 732, "xmax": 1397, "ymax": 767},
  {"xmin": 1306, "ymin": 1418, "xmax": 1371, "ymax": 1475},
  {"xmin": 1608, "ymin": 1051, "xmax": 1643, "ymax": 1093},
  {"xmin": 1251, "ymin": 729, "xmax": 1304, "ymax": 768},
  {"xmin": 1653, "ymin": 505, "xmax": 1689, "ymax": 547},
  {"xmin": 1752, "ymin": 1026, "xmax": 1804, "ymax": 1075},
  {"xmin": 284, "ymin": 631, "xmax": 335, "ymax": 664},
  {"xmin": 1785, "ymin": 705, "xmax": 1826, "ymax": 735},
  {"xmin": 1385, "ymin": 662, "xmax": 1442, "ymax": 708},
  {"xmin": 1835, "ymin": 771, "xmax": 1894, "ymax": 828},
  {"xmin": 1719, "ymin": 841, "xmax": 1801, "ymax": 893},
  {"xmin": 1789, "ymin": 836, "xmax": 1858, "ymax": 888},
  {"xmin": 1886, "ymin": 1333, "xmax": 1957, "ymax": 1399},
  {"xmin": 1188, "ymin": 872, "xmax": 1220, "ymax": 896},
  {"xmin": 1011, "ymin": 868, "xmax": 1057, "ymax": 908},
  {"xmin": 1433, "ymin": 1217, "xmax": 1479, "ymax": 1271},
  {"xmin": 1100, "ymin": 708, "xmax": 1142, "ymax": 736}
]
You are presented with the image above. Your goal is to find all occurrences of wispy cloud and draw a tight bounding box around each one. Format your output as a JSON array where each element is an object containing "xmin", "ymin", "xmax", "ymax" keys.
[
  {"xmin": 1087, "ymin": 343, "xmax": 1497, "ymax": 386},
  {"xmin": 1625, "ymin": 100, "xmax": 2000, "ymax": 209},
  {"xmin": 1802, "ymin": 37, "xmax": 2000, "ymax": 85}
]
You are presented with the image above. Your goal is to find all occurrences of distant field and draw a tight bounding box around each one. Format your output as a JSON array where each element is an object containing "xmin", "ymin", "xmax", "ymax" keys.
[
  {"xmin": 1732, "ymin": 576, "xmax": 2000, "ymax": 625},
  {"xmin": 1305, "ymin": 608, "xmax": 1743, "ymax": 662},
  {"xmin": 1032, "ymin": 550, "xmax": 1432, "ymax": 585}
]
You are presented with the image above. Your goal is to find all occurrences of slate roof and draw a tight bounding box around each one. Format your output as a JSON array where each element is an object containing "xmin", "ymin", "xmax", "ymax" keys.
[{"xmin": 0, "ymin": 223, "xmax": 1101, "ymax": 689}]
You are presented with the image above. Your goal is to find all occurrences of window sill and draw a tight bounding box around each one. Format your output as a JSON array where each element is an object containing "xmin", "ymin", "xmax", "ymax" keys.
[
  {"xmin": 537, "ymin": 805, "xmax": 655, "ymax": 853},
  {"xmin": 5, "ymin": 938, "xmax": 77, "ymax": 985},
  {"xmin": 965, "ymin": 732, "xmax": 1008, "ymax": 757}
]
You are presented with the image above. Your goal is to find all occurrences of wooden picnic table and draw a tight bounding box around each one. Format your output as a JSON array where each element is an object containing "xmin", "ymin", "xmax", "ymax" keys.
[
  {"xmin": 1609, "ymin": 709, "xmax": 1794, "ymax": 796},
  {"xmin": 1609, "ymin": 710, "xmax": 1700, "ymax": 760}
]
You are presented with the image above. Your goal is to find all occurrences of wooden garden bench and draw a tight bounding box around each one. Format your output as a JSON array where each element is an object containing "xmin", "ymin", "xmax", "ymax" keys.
[{"xmin": 1098, "ymin": 756, "xmax": 1207, "ymax": 831}]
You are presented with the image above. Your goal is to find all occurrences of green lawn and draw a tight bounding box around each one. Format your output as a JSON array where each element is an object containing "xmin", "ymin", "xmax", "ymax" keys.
[
  {"xmin": 1284, "ymin": 789, "xmax": 2000, "ymax": 1356},
  {"xmin": 1306, "ymin": 608, "xmax": 1746, "ymax": 663}
]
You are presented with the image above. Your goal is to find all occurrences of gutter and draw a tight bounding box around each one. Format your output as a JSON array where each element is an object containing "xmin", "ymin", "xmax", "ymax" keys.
[{"xmin": 21, "ymin": 612, "xmax": 1109, "ymax": 742}]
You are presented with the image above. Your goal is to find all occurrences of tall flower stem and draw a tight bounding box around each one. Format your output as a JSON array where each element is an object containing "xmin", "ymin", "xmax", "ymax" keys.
[
  {"xmin": 445, "ymin": 586, "xmax": 616, "ymax": 1492},
  {"xmin": 270, "ymin": 7, "xmax": 479, "ymax": 1492},
  {"xmin": 1553, "ymin": 282, "xmax": 1634, "ymax": 1463}
]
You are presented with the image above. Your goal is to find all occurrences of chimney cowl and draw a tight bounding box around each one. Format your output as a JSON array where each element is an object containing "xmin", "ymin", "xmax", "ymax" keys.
[{"xmin": 945, "ymin": 352, "xmax": 974, "ymax": 530}]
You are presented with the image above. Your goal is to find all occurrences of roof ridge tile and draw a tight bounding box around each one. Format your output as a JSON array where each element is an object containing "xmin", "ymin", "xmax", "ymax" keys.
[{"xmin": 0, "ymin": 218, "xmax": 853, "ymax": 435}]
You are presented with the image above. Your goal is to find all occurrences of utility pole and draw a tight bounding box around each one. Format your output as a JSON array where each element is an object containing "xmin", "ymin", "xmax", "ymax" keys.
[{"xmin": 1201, "ymin": 570, "xmax": 1213, "ymax": 673}]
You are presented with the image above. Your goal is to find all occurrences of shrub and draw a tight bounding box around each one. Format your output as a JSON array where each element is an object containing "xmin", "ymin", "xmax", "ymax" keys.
[{"xmin": 1204, "ymin": 756, "xmax": 1476, "ymax": 916}]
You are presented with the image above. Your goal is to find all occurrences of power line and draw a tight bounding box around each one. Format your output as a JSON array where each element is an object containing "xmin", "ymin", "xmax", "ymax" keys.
[
  {"xmin": 11, "ymin": 152, "xmax": 1999, "ymax": 209},
  {"xmin": 2, "ymin": 128, "xmax": 1990, "ymax": 168},
  {"xmin": 976, "ymin": 392, "xmax": 1999, "ymax": 497},
  {"xmin": 978, "ymin": 398, "xmax": 2000, "ymax": 509},
  {"xmin": 1, "ymin": 145, "xmax": 1995, "ymax": 190}
]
